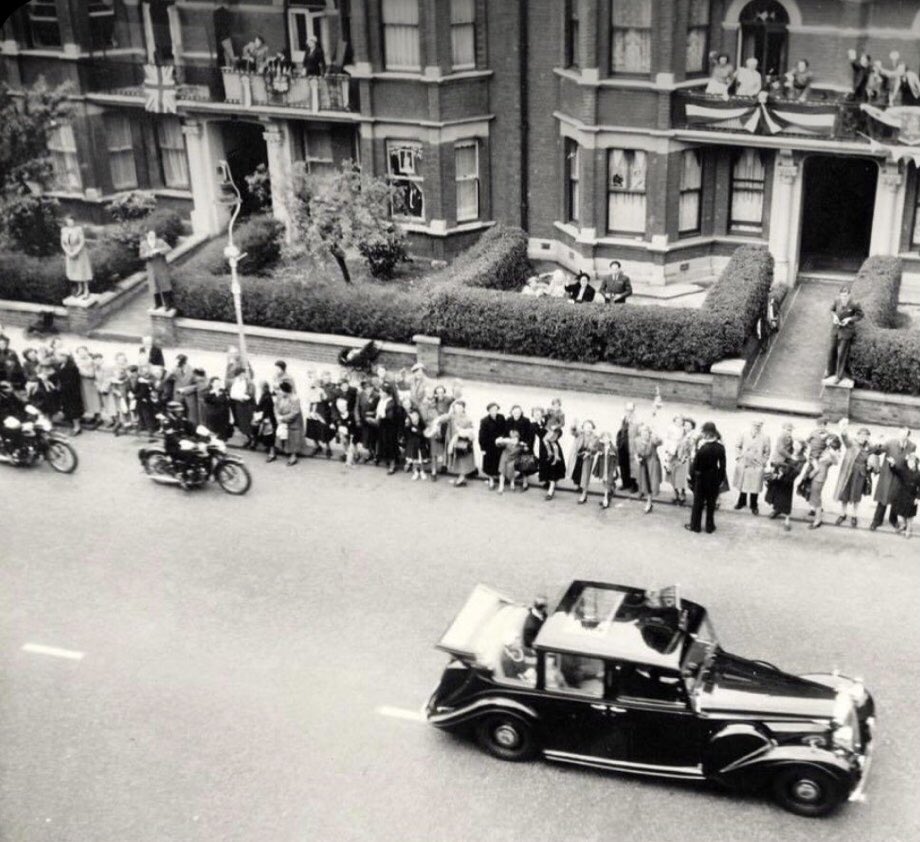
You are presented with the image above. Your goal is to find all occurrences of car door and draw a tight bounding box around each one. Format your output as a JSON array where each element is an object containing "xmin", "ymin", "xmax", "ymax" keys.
[
  {"xmin": 538, "ymin": 652, "xmax": 631, "ymax": 763},
  {"xmin": 611, "ymin": 662, "xmax": 705, "ymax": 774}
]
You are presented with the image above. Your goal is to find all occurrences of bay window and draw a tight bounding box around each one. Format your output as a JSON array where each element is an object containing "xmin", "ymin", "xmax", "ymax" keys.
[
  {"xmin": 730, "ymin": 149, "xmax": 766, "ymax": 233},
  {"xmin": 382, "ymin": 0, "xmax": 421, "ymax": 72},
  {"xmin": 48, "ymin": 124, "xmax": 82, "ymax": 192},
  {"xmin": 686, "ymin": 0, "xmax": 710, "ymax": 75},
  {"xmin": 608, "ymin": 148, "xmax": 647, "ymax": 235},
  {"xmin": 455, "ymin": 141, "xmax": 479, "ymax": 222},
  {"xmin": 388, "ymin": 141, "xmax": 424, "ymax": 219},
  {"xmin": 678, "ymin": 149, "xmax": 702, "ymax": 236},
  {"xmin": 564, "ymin": 139, "xmax": 580, "ymax": 224},
  {"xmin": 105, "ymin": 114, "xmax": 138, "ymax": 191},
  {"xmin": 610, "ymin": 0, "xmax": 651, "ymax": 74},
  {"xmin": 26, "ymin": 2, "xmax": 61, "ymax": 48},
  {"xmin": 450, "ymin": 0, "xmax": 476, "ymax": 70},
  {"xmin": 155, "ymin": 117, "xmax": 189, "ymax": 189}
]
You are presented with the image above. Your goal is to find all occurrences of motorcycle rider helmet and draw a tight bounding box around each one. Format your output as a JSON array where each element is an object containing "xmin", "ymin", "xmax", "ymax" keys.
[{"xmin": 166, "ymin": 400, "xmax": 186, "ymax": 417}]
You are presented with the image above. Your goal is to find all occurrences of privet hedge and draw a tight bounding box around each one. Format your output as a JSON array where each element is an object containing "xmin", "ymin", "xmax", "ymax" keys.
[
  {"xmin": 847, "ymin": 256, "xmax": 920, "ymax": 396},
  {"xmin": 173, "ymin": 232, "xmax": 774, "ymax": 373}
]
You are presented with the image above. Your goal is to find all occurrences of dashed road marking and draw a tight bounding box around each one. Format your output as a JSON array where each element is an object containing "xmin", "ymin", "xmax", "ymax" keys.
[
  {"xmin": 22, "ymin": 643, "xmax": 85, "ymax": 661},
  {"xmin": 376, "ymin": 705, "xmax": 426, "ymax": 723}
]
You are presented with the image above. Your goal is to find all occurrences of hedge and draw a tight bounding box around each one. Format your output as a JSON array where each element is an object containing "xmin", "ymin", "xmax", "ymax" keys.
[
  {"xmin": 193, "ymin": 214, "xmax": 285, "ymax": 277},
  {"xmin": 0, "ymin": 209, "xmax": 184, "ymax": 306},
  {"xmin": 437, "ymin": 224, "xmax": 531, "ymax": 291},
  {"xmin": 847, "ymin": 256, "xmax": 920, "ymax": 396},
  {"xmin": 173, "ymin": 238, "xmax": 774, "ymax": 373}
]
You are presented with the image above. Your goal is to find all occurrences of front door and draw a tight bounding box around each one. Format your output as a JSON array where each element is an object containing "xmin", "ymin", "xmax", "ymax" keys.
[{"xmin": 800, "ymin": 156, "xmax": 878, "ymax": 273}]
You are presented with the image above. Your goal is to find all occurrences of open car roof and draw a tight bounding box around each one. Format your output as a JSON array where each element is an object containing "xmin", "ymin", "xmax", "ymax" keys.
[{"xmin": 533, "ymin": 580, "xmax": 707, "ymax": 670}]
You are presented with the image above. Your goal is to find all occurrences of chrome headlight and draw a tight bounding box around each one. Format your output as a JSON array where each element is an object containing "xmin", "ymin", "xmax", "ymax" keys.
[{"xmin": 832, "ymin": 693, "xmax": 860, "ymax": 752}]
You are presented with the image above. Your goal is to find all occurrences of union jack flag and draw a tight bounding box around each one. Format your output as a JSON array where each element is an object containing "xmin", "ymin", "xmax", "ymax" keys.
[{"xmin": 144, "ymin": 64, "xmax": 177, "ymax": 114}]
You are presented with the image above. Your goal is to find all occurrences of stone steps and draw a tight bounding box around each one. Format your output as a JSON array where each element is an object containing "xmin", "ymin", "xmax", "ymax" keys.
[{"xmin": 738, "ymin": 391, "xmax": 824, "ymax": 418}]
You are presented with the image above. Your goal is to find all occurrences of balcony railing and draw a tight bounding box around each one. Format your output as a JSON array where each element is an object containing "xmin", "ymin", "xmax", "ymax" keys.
[
  {"xmin": 672, "ymin": 89, "xmax": 888, "ymax": 143},
  {"xmin": 82, "ymin": 60, "xmax": 355, "ymax": 114}
]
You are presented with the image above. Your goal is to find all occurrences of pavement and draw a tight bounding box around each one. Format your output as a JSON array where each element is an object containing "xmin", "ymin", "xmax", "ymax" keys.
[
  {"xmin": 0, "ymin": 321, "xmax": 912, "ymax": 533},
  {"xmin": 1, "ymin": 434, "xmax": 918, "ymax": 842}
]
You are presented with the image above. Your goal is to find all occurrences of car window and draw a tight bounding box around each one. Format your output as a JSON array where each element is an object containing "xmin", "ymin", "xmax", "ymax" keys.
[
  {"xmin": 543, "ymin": 652, "xmax": 604, "ymax": 698},
  {"xmin": 493, "ymin": 640, "xmax": 537, "ymax": 688},
  {"xmin": 615, "ymin": 663, "xmax": 685, "ymax": 705}
]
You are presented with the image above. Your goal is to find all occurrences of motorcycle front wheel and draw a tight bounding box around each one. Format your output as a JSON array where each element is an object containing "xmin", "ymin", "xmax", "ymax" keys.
[
  {"xmin": 142, "ymin": 451, "xmax": 172, "ymax": 478},
  {"xmin": 47, "ymin": 440, "xmax": 78, "ymax": 474},
  {"xmin": 215, "ymin": 461, "xmax": 252, "ymax": 495}
]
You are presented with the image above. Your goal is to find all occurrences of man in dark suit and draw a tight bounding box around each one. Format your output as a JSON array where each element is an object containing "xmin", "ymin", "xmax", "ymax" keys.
[
  {"xmin": 140, "ymin": 335, "xmax": 165, "ymax": 368},
  {"xmin": 870, "ymin": 429, "xmax": 915, "ymax": 530},
  {"xmin": 522, "ymin": 596, "xmax": 548, "ymax": 650},
  {"xmin": 565, "ymin": 272, "xmax": 596, "ymax": 304},
  {"xmin": 825, "ymin": 287, "xmax": 863, "ymax": 384},
  {"xmin": 598, "ymin": 260, "xmax": 633, "ymax": 304},
  {"xmin": 685, "ymin": 422, "xmax": 727, "ymax": 534}
]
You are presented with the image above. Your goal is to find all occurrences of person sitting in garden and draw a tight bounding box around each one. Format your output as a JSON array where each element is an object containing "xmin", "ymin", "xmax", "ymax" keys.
[
  {"xmin": 565, "ymin": 272, "xmax": 596, "ymax": 304},
  {"xmin": 705, "ymin": 52, "xmax": 734, "ymax": 97},
  {"xmin": 522, "ymin": 269, "xmax": 567, "ymax": 298}
]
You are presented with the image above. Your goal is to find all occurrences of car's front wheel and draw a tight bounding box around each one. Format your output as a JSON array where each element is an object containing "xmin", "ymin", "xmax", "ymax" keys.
[
  {"xmin": 771, "ymin": 765, "xmax": 844, "ymax": 817},
  {"xmin": 475, "ymin": 714, "xmax": 538, "ymax": 762}
]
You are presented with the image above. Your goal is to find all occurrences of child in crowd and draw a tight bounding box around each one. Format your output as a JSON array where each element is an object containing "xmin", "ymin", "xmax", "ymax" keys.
[
  {"xmin": 538, "ymin": 425, "xmax": 566, "ymax": 501},
  {"xmin": 546, "ymin": 398, "xmax": 565, "ymax": 432},
  {"xmin": 592, "ymin": 431, "xmax": 619, "ymax": 510},
  {"xmin": 334, "ymin": 396, "xmax": 358, "ymax": 466},
  {"xmin": 404, "ymin": 407, "xmax": 428, "ymax": 480},
  {"xmin": 496, "ymin": 427, "xmax": 525, "ymax": 494}
]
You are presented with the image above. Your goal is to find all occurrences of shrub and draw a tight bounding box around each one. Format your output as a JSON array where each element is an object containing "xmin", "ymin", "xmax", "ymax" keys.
[
  {"xmin": 0, "ymin": 194, "xmax": 61, "ymax": 257},
  {"xmin": 443, "ymin": 224, "xmax": 531, "ymax": 290},
  {"xmin": 107, "ymin": 190, "xmax": 157, "ymax": 222},
  {"xmin": 106, "ymin": 207, "xmax": 184, "ymax": 250},
  {"xmin": 192, "ymin": 214, "xmax": 284, "ymax": 277},
  {"xmin": 357, "ymin": 224, "xmax": 409, "ymax": 280},
  {"xmin": 847, "ymin": 256, "xmax": 920, "ymax": 396},
  {"xmin": 0, "ymin": 251, "xmax": 67, "ymax": 304}
]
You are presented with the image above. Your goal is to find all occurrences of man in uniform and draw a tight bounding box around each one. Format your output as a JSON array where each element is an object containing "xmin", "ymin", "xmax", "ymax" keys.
[
  {"xmin": 598, "ymin": 260, "xmax": 633, "ymax": 304},
  {"xmin": 160, "ymin": 400, "xmax": 200, "ymax": 483}
]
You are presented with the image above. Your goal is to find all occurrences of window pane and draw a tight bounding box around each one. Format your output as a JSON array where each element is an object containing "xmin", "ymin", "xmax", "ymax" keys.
[
  {"xmin": 383, "ymin": 0, "xmax": 420, "ymax": 70},
  {"xmin": 913, "ymin": 186, "xmax": 920, "ymax": 246},
  {"xmin": 545, "ymin": 653, "xmax": 604, "ymax": 698},
  {"xmin": 686, "ymin": 28, "xmax": 707, "ymax": 73},
  {"xmin": 609, "ymin": 193, "xmax": 646, "ymax": 233},
  {"xmin": 156, "ymin": 118, "xmax": 189, "ymax": 189},
  {"xmin": 48, "ymin": 125, "xmax": 82, "ymax": 191},
  {"xmin": 450, "ymin": 0, "xmax": 475, "ymax": 25},
  {"xmin": 611, "ymin": 0, "xmax": 651, "ymax": 73},
  {"xmin": 382, "ymin": 0, "xmax": 419, "ymax": 24},
  {"xmin": 680, "ymin": 150, "xmax": 702, "ymax": 190},
  {"xmin": 679, "ymin": 193, "xmax": 700, "ymax": 233},
  {"xmin": 457, "ymin": 180, "xmax": 478, "ymax": 221},
  {"xmin": 611, "ymin": 0, "xmax": 651, "ymax": 26},
  {"xmin": 455, "ymin": 143, "xmax": 477, "ymax": 179},
  {"xmin": 451, "ymin": 24, "xmax": 475, "ymax": 68},
  {"xmin": 608, "ymin": 148, "xmax": 647, "ymax": 233},
  {"xmin": 688, "ymin": 0, "xmax": 710, "ymax": 26},
  {"xmin": 105, "ymin": 115, "xmax": 138, "ymax": 190},
  {"xmin": 730, "ymin": 150, "xmax": 765, "ymax": 230}
]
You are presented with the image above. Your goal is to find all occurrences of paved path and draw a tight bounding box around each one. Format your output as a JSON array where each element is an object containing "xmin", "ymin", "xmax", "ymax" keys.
[
  {"xmin": 1, "ymin": 434, "xmax": 917, "ymax": 842},
  {"xmin": 746, "ymin": 281, "xmax": 839, "ymax": 400},
  {"xmin": 92, "ymin": 286, "xmax": 151, "ymax": 338}
]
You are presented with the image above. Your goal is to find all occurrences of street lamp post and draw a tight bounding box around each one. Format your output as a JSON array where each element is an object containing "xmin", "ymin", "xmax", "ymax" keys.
[{"xmin": 216, "ymin": 160, "xmax": 250, "ymax": 368}]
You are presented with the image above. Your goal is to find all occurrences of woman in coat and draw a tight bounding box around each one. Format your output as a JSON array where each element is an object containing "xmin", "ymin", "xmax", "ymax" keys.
[
  {"xmin": 807, "ymin": 436, "xmax": 842, "ymax": 529},
  {"xmin": 424, "ymin": 384, "xmax": 453, "ymax": 480},
  {"xmin": 685, "ymin": 422, "xmax": 728, "ymax": 534},
  {"xmin": 61, "ymin": 216, "xmax": 92, "ymax": 299},
  {"xmin": 139, "ymin": 229, "xmax": 173, "ymax": 309},
  {"xmin": 669, "ymin": 418, "xmax": 697, "ymax": 506},
  {"xmin": 569, "ymin": 419, "xmax": 600, "ymax": 504},
  {"xmin": 252, "ymin": 381, "xmax": 277, "ymax": 460},
  {"xmin": 56, "ymin": 353, "xmax": 84, "ymax": 434},
  {"xmin": 506, "ymin": 405, "xmax": 533, "ymax": 449},
  {"xmin": 74, "ymin": 346, "xmax": 102, "ymax": 426},
  {"xmin": 733, "ymin": 420, "xmax": 771, "ymax": 515},
  {"xmin": 538, "ymin": 425, "xmax": 566, "ymax": 500},
  {"xmin": 272, "ymin": 380, "xmax": 304, "ymax": 466},
  {"xmin": 834, "ymin": 421, "xmax": 874, "ymax": 528},
  {"xmin": 890, "ymin": 454, "xmax": 920, "ymax": 538},
  {"xmin": 766, "ymin": 439, "xmax": 806, "ymax": 531},
  {"xmin": 446, "ymin": 400, "xmax": 477, "ymax": 486},
  {"xmin": 203, "ymin": 377, "xmax": 233, "ymax": 440},
  {"xmin": 634, "ymin": 423, "xmax": 663, "ymax": 514},
  {"xmin": 870, "ymin": 429, "xmax": 916, "ymax": 531},
  {"xmin": 478, "ymin": 402, "xmax": 507, "ymax": 489},
  {"xmin": 228, "ymin": 367, "xmax": 256, "ymax": 446}
]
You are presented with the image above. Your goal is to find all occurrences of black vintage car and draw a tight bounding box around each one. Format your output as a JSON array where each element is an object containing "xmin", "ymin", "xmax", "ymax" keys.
[{"xmin": 426, "ymin": 581, "xmax": 874, "ymax": 818}]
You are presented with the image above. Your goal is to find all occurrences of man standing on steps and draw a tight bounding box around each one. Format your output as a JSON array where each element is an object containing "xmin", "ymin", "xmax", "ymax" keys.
[{"xmin": 825, "ymin": 286, "xmax": 863, "ymax": 384}]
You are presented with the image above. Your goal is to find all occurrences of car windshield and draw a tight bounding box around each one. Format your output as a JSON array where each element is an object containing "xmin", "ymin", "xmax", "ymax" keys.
[{"xmin": 681, "ymin": 615, "xmax": 719, "ymax": 695}]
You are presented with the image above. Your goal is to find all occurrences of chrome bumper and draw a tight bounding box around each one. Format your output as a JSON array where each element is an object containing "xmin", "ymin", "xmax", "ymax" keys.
[{"xmin": 849, "ymin": 716, "xmax": 875, "ymax": 803}]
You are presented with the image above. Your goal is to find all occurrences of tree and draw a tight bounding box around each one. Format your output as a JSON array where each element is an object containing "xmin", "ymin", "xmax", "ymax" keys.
[
  {"xmin": 0, "ymin": 79, "xmax": 71, "ymax": 256},
  {"xmin": 287, "ymin": 160, "xmax": 408, "ymax": 284}
]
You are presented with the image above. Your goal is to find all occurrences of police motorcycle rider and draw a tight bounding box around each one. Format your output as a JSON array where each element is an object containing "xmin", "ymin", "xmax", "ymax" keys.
[
  {"xmin": 159, "ymin": 399, "xmax": 205, "ymax": 485},
  {"xmin": 0, "ymin": 380, "xmax": 30, "ymax": 455}
]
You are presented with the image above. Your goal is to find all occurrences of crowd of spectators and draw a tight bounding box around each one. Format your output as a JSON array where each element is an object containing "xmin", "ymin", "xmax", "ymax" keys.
[{"xmin": 1, "ymin": 329, "xmax": 917, "ymax": 538}]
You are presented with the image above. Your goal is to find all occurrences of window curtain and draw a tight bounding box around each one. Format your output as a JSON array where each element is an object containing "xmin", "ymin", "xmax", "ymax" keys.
[
  {"xmin": 156, "ymin": 118, "xmax": 189, "ymax": 189},
  {"xmin": 608, "ymin": 148, "xmax": 646, "ymax": 233},
  {"xmin": 731, "ymin": 149, "xmax": 765, "ymax": 229},
  {"xmin": 450, "ymin": 0, "xmax": 475, "ymax": 69},
  {"xmin": 678, "ymin": 149, "xmax": 702, "ymax": 233},
  {"xmin": 48, "ymin": 125, "xmax": 82, "ymax": 191},
  {"xmin": 382, "ymin": 0, "xmax": 421, "ymax": 70},
  {"xmin": 105, "ymin": 115, "xmax": 138, "ymax": 190},
  {"xmin": 455, "ymin": 142, "xmax": 479, "ymax": 221},
  {"xmin": 566, "ymin": 140, "xmax": 580, "ymax": 223},
  {"xmin": 611, "ymin": 0, "xmax": 651, "ymax": 73},
  {"xmin": 686, "ymin": 0, "xmax": 709, "ymax": 74}
]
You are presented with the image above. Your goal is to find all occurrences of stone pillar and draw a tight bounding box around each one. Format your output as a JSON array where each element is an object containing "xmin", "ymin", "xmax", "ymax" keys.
[
  {"xmin": 822, "ymin": 378, "xmax": 853, "ymax": 422},
  {"xmin": 870, "ymin": 163, "xmax": 906, "ymax": 257},
  {"xmin": 149, "ymin": 307, "xmax": 178, "ymax": 347},
  {"xmin": 414, "ymin": 334, "xmax": 442, "ymax": 376},
  {"xmin": 63, "ymin": 296, "xmax": 102, "ymax": 335},
  {"xmin": 263, "ymin": 121, "xmax": 294, "ymax": 241},
  {"xmin": 709, "ymin": 358, "xmax": 746, "ymax": 409},
  {"xmin": 768, "ymin": 154, "xmax": 800, "ymax": 285},
  {"xmin": 182, "ymin": 120, "xmax": 225, "ymax": 237}
]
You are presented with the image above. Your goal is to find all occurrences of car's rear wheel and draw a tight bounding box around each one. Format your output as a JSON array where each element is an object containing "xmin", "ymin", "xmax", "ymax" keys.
[
  {"xmin": 475, "ymin": 714, "xmax": 537, "ymax": 762},
  {"xmin": 771, "ymin": 766, "xmax": 844, "ymax": 817}
]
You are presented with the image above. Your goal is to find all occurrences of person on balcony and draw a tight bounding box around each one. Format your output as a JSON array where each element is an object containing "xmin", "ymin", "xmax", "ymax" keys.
[
  {"xmin": 848, "ymin": 50, "xmax": 873, "ymax": 101},
  {"xmin": 734, "ymin": 57, "xmax": 762, "ymax": 98},
  {"xmin": 784, "ymin": 59, "xmax": 813, "ymax": 101},
  {"xmin": 304, "ymin": 36, "xmax": 327, "ymax": 77},
  {"xmin": 242, "ymin": 35, "xmax": 270, "ymax": 72},
  {"xmin": 875, "ymin": 52, "xmax": 920, "ymax": 107},
  {"xmin": 705, "ymin": 52, "xmax": 734, "ymax": 98}
]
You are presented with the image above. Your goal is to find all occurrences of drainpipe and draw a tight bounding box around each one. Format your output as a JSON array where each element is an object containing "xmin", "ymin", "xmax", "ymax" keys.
[{"xmin": 518, "ymin": 0, "xmax": 528, "ymax": 231}]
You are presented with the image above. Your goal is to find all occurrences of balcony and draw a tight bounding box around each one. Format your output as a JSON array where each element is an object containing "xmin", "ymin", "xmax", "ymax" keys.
[
  {"xmin": 82, "ymin": 60, "xmax": 357, "ymax": 116},
  {"xmin": 672, "ymin": 90, "xmax": 886, "ymax": 144}
]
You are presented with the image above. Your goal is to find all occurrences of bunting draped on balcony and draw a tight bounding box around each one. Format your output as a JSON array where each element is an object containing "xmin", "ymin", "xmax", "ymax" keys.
[
  {"xmin": 144, "ymin": 64, "xmax": 177, "ymax": 114},
  {"xmin": 860, "ymin": 105, "xmax": 920, "ymax": 147},
  {"xmin": 683, "ymin": 96, "xmax": 838, "ymax": 137}
]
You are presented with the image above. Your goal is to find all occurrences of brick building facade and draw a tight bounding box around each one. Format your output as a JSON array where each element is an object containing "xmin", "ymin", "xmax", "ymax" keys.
[{"xmin": 1, "ymin": 1, "xmax": 919, "ymax": 291}]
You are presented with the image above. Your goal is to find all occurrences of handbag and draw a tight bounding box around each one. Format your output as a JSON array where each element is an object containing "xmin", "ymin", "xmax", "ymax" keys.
[
  {"xmin": 258, "ymin": 417, "xmax": 274, "ymax": 437},
  {"xmin": 862, "ymin": 473, "xmax": 873, "ymax": 497},
  {"xmin": 454, "ymin": 438, "xmax": 471, "ymax": 454},
  {"xmin": 277, "ymin": 421, "xmax": 289, "ymax": 441},
  {"xmin": 515, "ymin": 453, "xmax": 538, "ymax": 476}
]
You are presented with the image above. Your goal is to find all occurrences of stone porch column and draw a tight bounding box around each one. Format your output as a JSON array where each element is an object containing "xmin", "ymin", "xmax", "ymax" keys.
[
  {"xmin": 869, "ymin": 163, "xmax": 906, "ymax": 257},
  {"xmin": 182, "ymin": 119, "xmax": 225, "ymax": 236},
  {"xmin": 768, "ymin": 154, "xmax": 800, "ymax": 285},
  {"xmin": 263, "ymin": 121, "xmax": 295, "ymax": 241}
]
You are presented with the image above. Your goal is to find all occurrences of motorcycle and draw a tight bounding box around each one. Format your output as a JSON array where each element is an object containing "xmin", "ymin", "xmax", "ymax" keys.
[
  {"xmin": 0, "ymin": 406, "xmax": 79, "ymax": 473},
  {"xmin": 138, "ymin": 424, "xmax": 252, "ymax": 495}
]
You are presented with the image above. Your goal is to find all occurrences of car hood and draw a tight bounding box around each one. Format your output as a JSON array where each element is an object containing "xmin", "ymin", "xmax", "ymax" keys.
[{"xmin": 698, "ymin": 650, "xmax": 837, "ymax": 719}]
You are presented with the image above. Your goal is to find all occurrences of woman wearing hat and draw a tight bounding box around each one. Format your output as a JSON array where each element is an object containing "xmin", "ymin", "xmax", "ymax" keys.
[
  {"xmin": 446, "ymin": 400, "xmax": 477, "ymax": 486},
  {"xmin": 686, "ymin": 422, "xmax": 727, "ymax": 534},
  {"xmin": 273, "ymin": 380, "xmax": 304, "ymax": 466},
  {"xmin": 733, "ymin": 419, "xmax": 771, "ymax": 515},
  {"xmin": 478, "ymin": 402, "xmax": 507, "ymax": 490}
]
